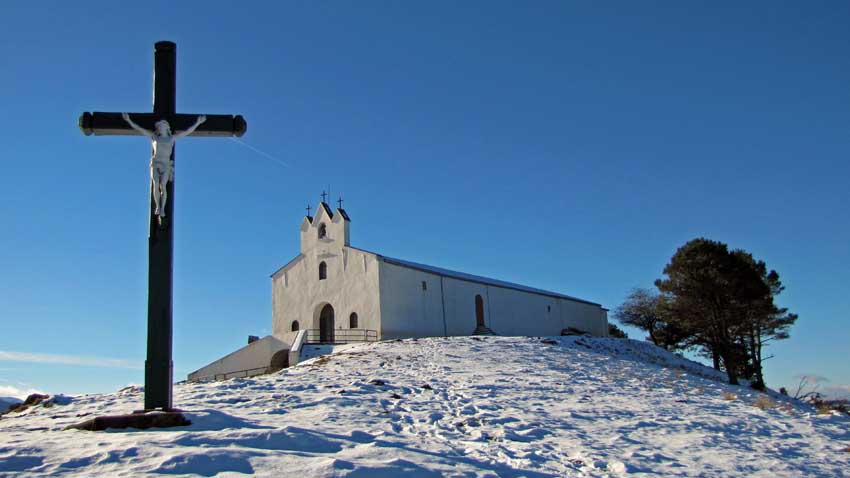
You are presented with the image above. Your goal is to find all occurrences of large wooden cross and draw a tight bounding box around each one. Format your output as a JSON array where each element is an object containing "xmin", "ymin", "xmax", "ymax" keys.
[{"xmin": 78, "ymin": 41, "xmax": 247, "ymax": 411}]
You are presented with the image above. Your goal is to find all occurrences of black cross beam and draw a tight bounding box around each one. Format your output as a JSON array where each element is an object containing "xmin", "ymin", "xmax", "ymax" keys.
[
  {"xmin": 77, "ymin": 41, "xmax": 247, "ymax": 411},
  {"xmin": 79, "ymin": 112, "xmax": 246, "ymax": 138}
]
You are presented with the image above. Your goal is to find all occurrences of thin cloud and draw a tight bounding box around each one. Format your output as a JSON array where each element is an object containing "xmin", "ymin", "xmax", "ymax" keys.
[
  {"xmin": 0, "ymin": 351, "xmax": 141, "ymax": 369},
  {"xmin": 0, "ymin": 384, "xmax": 45, "ymax": 400}
]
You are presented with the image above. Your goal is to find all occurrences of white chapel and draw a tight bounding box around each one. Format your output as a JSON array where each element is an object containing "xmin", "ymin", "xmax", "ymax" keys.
[{"xmin": 188, "ymin": 202, "xmax": 608, "ymax": 381}]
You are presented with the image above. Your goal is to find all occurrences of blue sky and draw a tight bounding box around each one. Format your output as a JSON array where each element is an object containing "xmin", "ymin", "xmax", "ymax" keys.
[{"xmin": 1, "ymin": 2, "xmax": 848, "ymax": 400}]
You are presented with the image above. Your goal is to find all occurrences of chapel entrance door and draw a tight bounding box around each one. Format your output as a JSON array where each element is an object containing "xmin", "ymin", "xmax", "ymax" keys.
[{"xmin": 319, "ymin": 304, "xmax": 335, "ymax": 343}]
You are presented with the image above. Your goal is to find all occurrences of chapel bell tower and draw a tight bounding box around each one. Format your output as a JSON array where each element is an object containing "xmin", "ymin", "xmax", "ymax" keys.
[{"xmin": 300, "ymin": 200, "xmax": 350, "ymax": 254}]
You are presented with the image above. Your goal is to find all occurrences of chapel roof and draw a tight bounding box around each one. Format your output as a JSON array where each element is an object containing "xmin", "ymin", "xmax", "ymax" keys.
[{"xmin": 348, "ymin": 247, "xmax": 601, "ymax": 306}]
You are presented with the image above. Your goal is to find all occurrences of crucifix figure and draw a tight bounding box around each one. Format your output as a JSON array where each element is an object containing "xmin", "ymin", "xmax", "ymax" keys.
[
  {"xmin": 121, "ymin": 113, "xmax": 207, "ymax": 220},
  {"xmin": 78, "ymin": 41, "xmax": 247, "ymax": 411}
]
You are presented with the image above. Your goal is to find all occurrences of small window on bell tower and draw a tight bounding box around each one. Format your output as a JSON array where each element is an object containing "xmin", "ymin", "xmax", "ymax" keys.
[{"xmin": 318, "ymin": 223, "xmax": 327, "ymax": 239}]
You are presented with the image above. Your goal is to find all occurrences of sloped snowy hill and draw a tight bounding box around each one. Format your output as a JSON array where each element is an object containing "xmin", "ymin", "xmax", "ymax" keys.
[{"xmin": 1, "ymin": 336, "xmax": 848, "ymax": 477}]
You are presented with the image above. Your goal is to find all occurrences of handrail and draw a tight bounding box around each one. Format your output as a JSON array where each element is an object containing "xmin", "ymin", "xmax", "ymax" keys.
[
  {"xmin": 304, "ymin": 328, "xmax": 378, "ymax": 344},
  {"xmin": 188, "ymin": 328, "xmax": 379, "ymax": 381},
  {"xmin": 189, "ymin": 365, "xmax": 270, "ymax": 382}
]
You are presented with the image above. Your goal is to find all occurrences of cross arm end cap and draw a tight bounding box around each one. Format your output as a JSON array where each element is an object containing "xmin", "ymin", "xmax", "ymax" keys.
[
  {"xmin": 78, "ymin": 112, "xmax": 93, "ymax": 136},
  {"xmin": 234, "ymin": 115, "xmax": 247, "ymax": 137}
]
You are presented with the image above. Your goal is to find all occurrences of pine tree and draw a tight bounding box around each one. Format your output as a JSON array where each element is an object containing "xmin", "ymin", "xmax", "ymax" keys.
[
  {"xmin": 655, "ymin": 239, "xmax": 765, "ymax": 385},
  {"xmin": 655, "ymin": 238, "xmax": 797, "ymax": 386},
  {"xmin": 607, "ymin": 322, "xmax": 628, "ymax": 338},
  {"xmin": 731, "ymin": 250, "xmax": 797, "ymax": 390},
  {"xmin": 613, "ymin": 288, "xmax": 688, "ymax": 350}
]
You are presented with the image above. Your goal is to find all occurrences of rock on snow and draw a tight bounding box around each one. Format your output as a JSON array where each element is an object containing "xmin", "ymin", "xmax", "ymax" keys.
[{"xmin": 0, "ymin": 336, "xmax": 847, "ymax": 477}]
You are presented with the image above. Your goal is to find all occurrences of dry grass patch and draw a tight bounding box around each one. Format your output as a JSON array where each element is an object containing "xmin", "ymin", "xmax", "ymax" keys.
[
  {"xmin": 723, "ymin": 392, "xmax": 737, "ymax": 401},
  {"xmin": 754, "ymin": 395, "xmax": 776, "ymax": 410},
  {"xmin": 309, "ymin": 355, "xmax": 332, "ymax": 367}
]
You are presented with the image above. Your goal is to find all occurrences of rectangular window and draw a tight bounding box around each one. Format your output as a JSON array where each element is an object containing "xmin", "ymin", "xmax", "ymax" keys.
[{"xmin": 421, "ymin": 281, "xmax": 427, "ymax": 291}]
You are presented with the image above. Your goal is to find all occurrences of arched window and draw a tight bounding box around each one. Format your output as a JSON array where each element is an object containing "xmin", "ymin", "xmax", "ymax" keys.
[
  {"xmin": 291, "ymin": 320, "xmax": 299, "ymax": 332},
  {"xmin": 318, "ymin": 223, "xmax": 327, "ymax": 239},
  {"xmin": 319, "ymin": 261, "xmax": 327, "ymax": 280},
  {"xmin": 349, "ymin": 312, "xmax": 358, "ymax": 329},
  {"xmin": 475, "ymin": 294, "xmax": 485, "ymax": 327}
]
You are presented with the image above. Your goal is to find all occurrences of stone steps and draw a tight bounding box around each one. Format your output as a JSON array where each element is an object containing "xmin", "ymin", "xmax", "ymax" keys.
[{"xmin": 472, "ymin": 325, "xmax": 497, "ymax": 336}]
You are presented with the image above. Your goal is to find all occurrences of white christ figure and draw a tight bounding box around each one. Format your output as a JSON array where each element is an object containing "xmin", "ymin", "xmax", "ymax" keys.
[{"xmin": 122, "ymin": 113, "xmax": 206, "ymax": 219}]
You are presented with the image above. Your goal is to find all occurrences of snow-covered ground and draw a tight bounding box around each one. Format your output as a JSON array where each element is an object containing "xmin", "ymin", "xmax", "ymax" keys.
[{"xmin": 1, "ymin": 336, "xmax": 848, "ymax": 477}]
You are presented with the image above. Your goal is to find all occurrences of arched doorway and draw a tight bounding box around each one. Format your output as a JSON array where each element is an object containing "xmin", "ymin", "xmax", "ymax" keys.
[
  {"xmin": 319, "ymin": 304, "xmax": 335, "ymax": 343},
  {"xmin": 269, "ymin": 350, "xmax": 289, "ymax": 372},
  {"xmin": 475, "ymin": 294, "xmax": 485, "ymax": 327}
]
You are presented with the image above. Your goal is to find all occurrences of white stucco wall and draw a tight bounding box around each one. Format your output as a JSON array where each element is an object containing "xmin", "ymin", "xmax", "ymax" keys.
[
  {"xmin": 272, "ymin": 205, "xmax": 381, "ymax": 339},
  {"xmin": 187, "ymin": 335, "xmax": 290, "ymax": 381},
  {"xmin": 559, "ymin": 299, "xmax": 608, "ymax": 337},
  {"xmin": 477, "ymin": 283, "xmax": 562, "ymax": 336},
  {"xmin": 377, "ymin": 260, "xmax": 607, "ymax": 338},
  {"xmin": 487, "ymin": 287, "xmax": 608, "ymax": 336},
  {"xmin": 377, "ymin": 264, "xmax": 446, "ymax": 339},
  {"xmin": 440, "ymin": 275, "xmax": 493, "ymax": 336}
]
